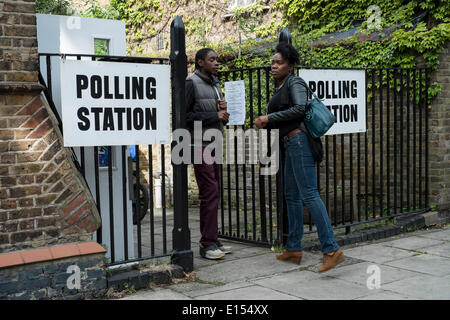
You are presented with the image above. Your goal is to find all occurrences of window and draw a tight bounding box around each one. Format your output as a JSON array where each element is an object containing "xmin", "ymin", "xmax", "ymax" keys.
[
  {"xmin": 94, "ymin": 38, "xmax": 110, "ymax": 55},
  {"xmin": 227, "ymin": 0, "xmax": 259, "ymax": 11},
  {"xmin": 156, "ymin": 33, "xmax": 164, "ymax": 51}
]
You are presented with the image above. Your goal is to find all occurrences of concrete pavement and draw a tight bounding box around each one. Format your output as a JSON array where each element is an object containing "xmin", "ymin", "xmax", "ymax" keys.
[{"xmin": 119, "ymin": 225, "xmax": 450, "ymax": 300}]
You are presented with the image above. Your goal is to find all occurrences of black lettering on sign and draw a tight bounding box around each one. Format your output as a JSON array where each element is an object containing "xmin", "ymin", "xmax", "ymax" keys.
[
  {"xmin": 104, "ymin": 76, "xmax": 113, "ymax": 99},
  {"xmin": 145, "ymin": 108, "xmax": 157, "ymax": 130},
  {"xmin": 351, "ymin": 80, "xmax": 357, "ymax": 98},
  {"xmin": 308, "ymin": 81, "xmax": 316, "ymax": 100},
  {"xmin": 146, "ymin": 77, "xmax": 156, "ymax": 100},
  {"xmin": 91, "ymin": 75, "xmax": 102, "ymax": 99},
  {"xmin": 125, "ymin": 76, "xmax": 130, "ymax": 99},
  {"xmin": 114, "ymin": 76, "xmax": 124, "ymax": 99},
  {"xmin": 77, "ymin": 107, "xmax": 90, "ymax": 130},
  {"xmin": 91, "ymin": 107, "xmax": 103, "ymax": 130},
  {"xmin": 133, "ymin": 108, "xmax": 144, "ymax": 130},
  {"xmin": 114, "ymin": 108, "xmax": 126, "ymax": 130},
  {"xmin": 103, "ymin": 107, "xmax": 114, "ymax": 130},
  {"xmin": 76, "ymin": 75, "xmax": 88, "ymax": 98},
  {"xmin": 327, "ymin": 104, "xmax": 358, "ymax": 123},
  {"xmin": 133, "ymin": 77, "xmax": 144, "ymax": 100}
]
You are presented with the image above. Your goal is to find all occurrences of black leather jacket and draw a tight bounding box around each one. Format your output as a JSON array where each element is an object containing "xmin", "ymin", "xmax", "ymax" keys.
[
  {"xmin": 267, "ymin": 74, "xmax": 324, "ymax": 163},
  {"xmin": 267, "ymin": 74, "xmax": 307, "ymax": 138}
]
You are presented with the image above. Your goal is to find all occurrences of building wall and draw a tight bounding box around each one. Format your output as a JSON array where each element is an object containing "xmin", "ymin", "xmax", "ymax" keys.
[{"xmin": 0, "ymin": 0, "xmax": 101, "ymax": 253}]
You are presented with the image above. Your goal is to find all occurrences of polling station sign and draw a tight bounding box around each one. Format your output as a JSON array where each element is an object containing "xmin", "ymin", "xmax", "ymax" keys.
[
  {"xmin": 60, "ymin": 59, "xmax": 170, "ymax": 147},
  {"xmin": 298, "ymin": 69, "xmax": 366, "ymax": 135}
]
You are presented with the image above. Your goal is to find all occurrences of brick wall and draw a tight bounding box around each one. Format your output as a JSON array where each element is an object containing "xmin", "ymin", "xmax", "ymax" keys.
[
  {"xmin": 0, "ymin": 0, "xmax": 102, "ymax": 253},
  {"xmin": 429, "ymin": 42, "xmax": 450, "ymax": 212}
]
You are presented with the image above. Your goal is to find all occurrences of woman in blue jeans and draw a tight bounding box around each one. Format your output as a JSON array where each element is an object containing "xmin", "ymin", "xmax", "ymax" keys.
[{"xmin": 254, "ymin": 42, "xmax": 344, "ymax": 272}]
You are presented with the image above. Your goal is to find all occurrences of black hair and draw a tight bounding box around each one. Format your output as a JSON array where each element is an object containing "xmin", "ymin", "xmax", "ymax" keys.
[
  {"xmin": 275, "ymin": 42, "xmax": 300, "ymax": 66},
  {"xmin": 195, "ymin": 48, "xmax": 215, "ymax": 70}
]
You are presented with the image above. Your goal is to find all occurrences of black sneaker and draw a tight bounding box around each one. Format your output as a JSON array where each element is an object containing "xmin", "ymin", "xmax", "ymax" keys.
[{"xmin": 199, "ymin": 243, "xmax": 225, "ymax": 260}]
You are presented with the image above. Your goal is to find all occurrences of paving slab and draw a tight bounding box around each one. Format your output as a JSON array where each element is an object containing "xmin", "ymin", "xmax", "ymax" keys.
[
  {"xmin": 323, "ymin": 261, "xmax": 423, "ymax": 287},
  {"xmin": 252, "ymin": 270, "xmax": 370, "ymax": 300},
  {"xmin": 120, "ymin": 287, "xmax": 192, "ymax": 300},
  {"xmin": 416, "ymin": 228, "xmax": 450, "ymax": 241},
  {"xmin": 194, "ymin": 252, "xmax": 308, "ymax": 284},
  {"xmin": 382, "ymin": 274, "xmax": 450, "ymax": 300},
  {"xmin": 182, "ymin": 281, "xmax": 254, "ymax": 298},
  {"xmin": 422, "ymin": 242, "xmax": 450, "ymax": 258},
  {"xmin": 342, "ymin": 243, "xmax": 416, "ymax": 264},
  {"xmin": 380, "ymin": 236, "xmax": 445, "ymax": 251},
  {"xmin": 355, "ymin": 290, "xmax": 413, "ymax": 300},
  {"xmin": 194, "ymin": 284, "xmax": 300, "ymax": 300},
  {"xmin": 382, "ymin": 253, "xmax": 450, "ymax": 277}
]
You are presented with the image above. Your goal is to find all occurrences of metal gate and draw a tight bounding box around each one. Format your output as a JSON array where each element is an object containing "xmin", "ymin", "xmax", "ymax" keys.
[
  {"xmin": 216, "ymin": 65, "xmax": 431, "ymax": 247},
  {"xmin": 38, "ymin": 17, "xmax": 193, "ymax": 270}
]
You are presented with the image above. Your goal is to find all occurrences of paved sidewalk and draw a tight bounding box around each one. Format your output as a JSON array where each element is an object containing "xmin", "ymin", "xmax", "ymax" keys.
[{"xmin": 120, "ymin": 225, "xmax": 450, "ymax": 300}]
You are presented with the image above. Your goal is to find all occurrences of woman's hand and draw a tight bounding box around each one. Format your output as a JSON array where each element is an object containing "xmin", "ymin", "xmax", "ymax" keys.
[{"xmin": 254, "ymin": 115, "xmax": 269, "ymax": 129}]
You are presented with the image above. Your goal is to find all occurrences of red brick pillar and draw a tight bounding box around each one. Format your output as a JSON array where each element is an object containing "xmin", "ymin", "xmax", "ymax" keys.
[{"xmin": 0, "ymin": 1, "xmax": 101, "ymax": 253}]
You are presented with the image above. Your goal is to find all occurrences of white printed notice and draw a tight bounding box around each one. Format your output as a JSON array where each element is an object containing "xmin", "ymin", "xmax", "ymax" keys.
[
  {"xmin": 298, "ymin": 69, "xmax": 366, "ymax": 135},
  {"xmin": 224, "ymin": 80, "xmax": 246, "ymax": 126}
]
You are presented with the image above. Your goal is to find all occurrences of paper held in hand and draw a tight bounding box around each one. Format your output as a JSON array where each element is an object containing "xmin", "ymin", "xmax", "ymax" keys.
[{"xmin": 224, "ymin": 80, "xmax": 246, "ymax": 126}]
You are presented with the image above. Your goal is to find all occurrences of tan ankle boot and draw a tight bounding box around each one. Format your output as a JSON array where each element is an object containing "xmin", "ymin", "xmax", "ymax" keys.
[
  {"xmin": 318, "ymin": 248, "xmax": 344, "ymax": 273},
  {"xmin": 276, "ymin": 250, "xmax": 303, "ymax": 264}
]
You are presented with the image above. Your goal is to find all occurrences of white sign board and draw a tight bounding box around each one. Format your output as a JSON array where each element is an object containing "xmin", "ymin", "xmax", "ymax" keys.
[
  {"xmin": 224, "ymin": 80, "xmax": 246, "ymax": 125},
  {"xmin": 60, "ymin": 59, "xmax": 170, "ymax": 147},
  {"xmin": 298, "ymin": 69, "xmax": 366, "ymax": 135}
]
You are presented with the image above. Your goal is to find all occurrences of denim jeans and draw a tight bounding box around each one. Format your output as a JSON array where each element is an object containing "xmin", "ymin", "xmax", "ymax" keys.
[{"xmin": 284, "ymin": 131, "xmax": 340, "ymax": 254}]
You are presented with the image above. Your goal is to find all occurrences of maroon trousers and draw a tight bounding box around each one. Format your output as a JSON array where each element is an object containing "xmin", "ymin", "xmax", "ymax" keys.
[{"xmin": 193, "ymin": 151, "xmax": 221, "ymax": 247}]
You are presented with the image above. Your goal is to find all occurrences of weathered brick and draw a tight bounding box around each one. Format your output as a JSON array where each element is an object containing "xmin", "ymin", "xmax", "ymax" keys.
[
  {"xmin": 3, "ymin": 2, "xmax": 36, "ymax": 13},
  {"xmin": 0, "ymin": 154, "xmax": 15, "ymax": 164},
  {"xmin": 20, "ymin": 14, "xmax": 36, "ymax": 26},
  {"xmin": 8, "ymin": 116, "xmax": 27, "ymax": 128},
  {"xmin": 14, "ymin": 129, "xmax": 33, "ymax": 139},
  {"xmin": 67, "ymin": 203, "xmax": 90, "ymax": 224},
  {"xmin": 10, "ymin": 230, "xmax": 43, "ymax": 244},
  {"xmin": 9, "ymin": 208, "xmax": 41, "ymax": 220},
  {"xmin": 18, "ymin": 198, "xmax": 34, "ymax": 208},
  {"xmin": 16, "ymin": 97, "xmax": 43, "ymax": 116},
  {"xmin": 0, "ymin": 234, "xmax": 9, "ymax": 245},
  {"xmin": 0, "ymin": 222, "xmax": 18, "ymax": 233},
  {"xmin": 37, "ymin": 217, "xmax": 56, "ymax": 228},
  {"xmin": 45, "ymin": 228, "xmax": 60, "ymax": 238},
  {"xmin": 35, "ymin": 194, "xmax": 57, "ymax": 206},
  {"xmin": 16, "ymin": 152, "xmax": 41, "ymax": 163},
  {"xmin": 10, "ymin": 163, "xmax": 42, "ymax": 174},
  {"xmin": 48, "ymin": 181, "xmax": 65, "ymax": 194},
  {"xmin": 9, "ymin": 185, "xmax": 41, "ymax": 198},
  {"xmin": 5, "ymin": 94, "xmax": 34, "ymax": 106},
  {"xmin": 4, "ymin": 25, "xmax": 36, "ymax": 38},
  {"xmin": 32, "ymin": 107, "xmax": 48, "ymax": 123},
  {"xmin": 20, "ymin": 117, "xmax": 39, "ymax": 129},
  {"xmin": 63, "ymin": 194, "xmax": 86, "ymax": 215},
  {"xmin": 1, "ymin": 200, "xmax": 17, "ymax": 210},
  {"xmin": 54, "ymin": 188, "xmax": 73, "ymax": 205},
  {"xmin": 0, "ymin": 212, "xmax": 7, "ymax": 222},
  {"xmin": 43, "ymin": 206, "xmax": 57, "ymax": 216},
  {"xmin": 1, "ymin": 177, "xmax": 16, "ymax": 187},
  {"xmin": 32, "ymin": 140, "xmax": 47, "ymax": 151},
  {"xmin": 19, "ymin": 220, "xmax": 35, "ymax": 231},
  {"xmin": 0, "ymin": 189, "xmax": 8, "ymax": 199},
  {"xmin": 40, "ymin": 139, "xmax": 61, "ymax": 161},
  {"xmin": 0, "ymin": 130, "xmax": 14, "ymax": 140},
  {"xmin": 17, "ymin": 175, "xmax": 34, "ymax": 185},
  {"xmin": 9, "ymin": 140, "xmax": 35, "ymax": 151},
  {"xmin": 5, "ymin": 71, "xmax": 38, "ymax": 82},
  {"xmin": 0, "ymin": 106, "xmax": 18, "ymax": 116},
  {"xmin": 0, "ymin": 142, "xmax": 8, "ymax": 152}
]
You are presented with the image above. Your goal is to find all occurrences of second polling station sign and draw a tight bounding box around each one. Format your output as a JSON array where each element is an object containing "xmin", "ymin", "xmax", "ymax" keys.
[
  {"xmin": 299, "ymin": 69, "xmax": 366, "ymax": 135},
  {"xmin": 60, "ymin": 59, "xmax": 170, "ymax": 147}
]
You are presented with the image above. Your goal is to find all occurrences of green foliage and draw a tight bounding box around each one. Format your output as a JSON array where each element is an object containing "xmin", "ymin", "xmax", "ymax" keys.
[{"xmin": 36, "ymin": 0, "xmax": 75, "ymax": 15}]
